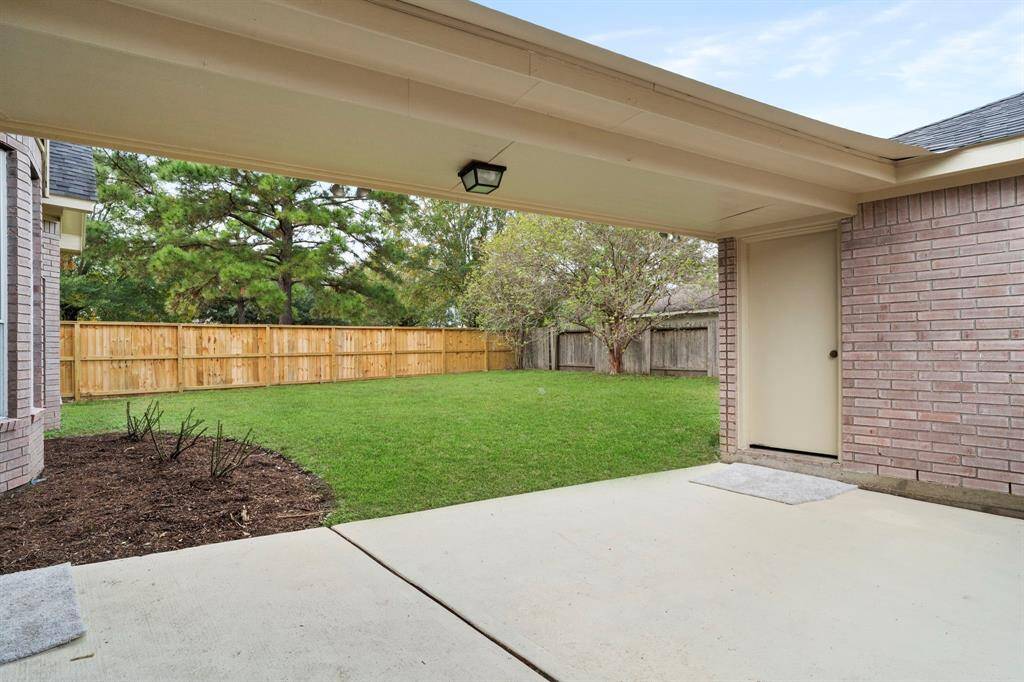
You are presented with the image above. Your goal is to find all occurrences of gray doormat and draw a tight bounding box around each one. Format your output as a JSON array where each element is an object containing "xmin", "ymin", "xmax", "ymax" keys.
[
  {"xmin": 1, "ymin": 563, "xmax": 85, "ymax": 665},
  {"xmin": 692, "ymin": 463, "xmax": 857, "ymax": 504}
]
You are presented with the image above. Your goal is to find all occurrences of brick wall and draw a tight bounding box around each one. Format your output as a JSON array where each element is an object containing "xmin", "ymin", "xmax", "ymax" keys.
[
  {"xmin": 717, "ymin": 238, "xmax": 737, "ymax": 457},
  {"xmin": 0, "ymin": 413, "xmax": 45, "ymax": 490},
  {"xmin": 1, "ymin": 133, "xmax": 55, "ymax": 493},
  {"xmin": 841, "ymin": 176, "xmax": 1023, "ymax": 496},
  {"xmin": 42, "ymin": 219, "xmax": 61, "ymax": 429},
  {"xmin": 33, "ymin": 174, "xmax": 43, "ymax": 409}
]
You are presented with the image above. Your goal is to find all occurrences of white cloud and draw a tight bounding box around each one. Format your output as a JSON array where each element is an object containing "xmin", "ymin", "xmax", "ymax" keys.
[
  {"xmin": 585, "ymin": 27, "xmax": 661, "ymax": 45},
  {"xmin": 867, "ymin": 0, "xmax": 919, "ymax": 24},
  {"xmin": 773, "ymin": 32, "xmax": 856, "ymax": 80},
  {"xmin": 801, "ymin": 99, "xmax": 939, "ymax": 137},
  {"xmin": 659, "ymin": 33, "xmax": 750, "ymax": 81},
  {"xmin": 657, "ymin": 6, "xmax": 846, "ymax": 83},
  {"xmin": 884, "ymin": 6, "xmax": 1024, "ymax": 92},
  {"xmin": 756, "ymin": 9, "xmax": 830, "ymax": 43}
]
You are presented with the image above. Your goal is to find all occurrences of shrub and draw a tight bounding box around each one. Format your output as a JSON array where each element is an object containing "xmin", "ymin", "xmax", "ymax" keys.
[
  {"xmin": 150, "ymin": 408, "xmax": 207, "ymax": 462},
  {"xmin": 126, "ymin": 400, "xmax": 162, "ymax": 442},
  {"xmin": 209, "ymin": 422, "xmax": 258, "ymax": 478}
]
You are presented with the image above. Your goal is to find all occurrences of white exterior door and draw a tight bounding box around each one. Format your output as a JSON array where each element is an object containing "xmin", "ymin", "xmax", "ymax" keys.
[{"xmin": 745, "ymin": 229, "xmax": 839, "ymax": 456}]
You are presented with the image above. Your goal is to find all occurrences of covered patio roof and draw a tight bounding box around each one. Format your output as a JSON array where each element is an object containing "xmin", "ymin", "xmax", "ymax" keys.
[{"xmin": 2, "ymin": 0, "xmax": 1022, "ymax": 238}]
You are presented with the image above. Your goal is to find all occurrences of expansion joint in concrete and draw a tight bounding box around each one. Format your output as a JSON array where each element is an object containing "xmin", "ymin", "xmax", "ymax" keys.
[{"xmin": 329, "ymin": 526, "xmax": 558, "ymax": 682}]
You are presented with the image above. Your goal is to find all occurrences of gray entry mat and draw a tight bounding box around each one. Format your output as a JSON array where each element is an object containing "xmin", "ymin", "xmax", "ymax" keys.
[
  {"xmin": 692, "ymin": 463, "xmax": 857, "ymax": 504},
  {"xmin": 1, "ymin": 563, "xmax": 85, "ymax": 664}
]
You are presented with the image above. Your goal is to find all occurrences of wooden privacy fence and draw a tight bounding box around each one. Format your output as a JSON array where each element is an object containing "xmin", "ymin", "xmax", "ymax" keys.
[
  {"xmin": 60, "ymin": 322, "xmax": 514, "ymax": 400},
  {"xmin": 522, "ymin": 311, "xmax": 719, "ymax": 377}
]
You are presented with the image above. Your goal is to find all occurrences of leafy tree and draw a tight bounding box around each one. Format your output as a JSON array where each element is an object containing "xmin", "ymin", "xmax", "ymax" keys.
[
  {"xmin": 100, "ymin": 152, "xmax": 413, "ymax": 324},
  {"xmin": 465, "ymin": 214, "xmax": 715, "ymax": 373},
  {"xmin": 61, "ymin": 151, "xmax": 172, "ymax": 321},
  {"xmin": 396, "ymin": 200, "xmax": 509, "ymax": 326},
  {"xmin": 556, "ymin": 221, "xmax": 714, "ymax": 374},
  {"xmin": 462, "ymin": 217, "xmax": 563, "ymax": 366}
]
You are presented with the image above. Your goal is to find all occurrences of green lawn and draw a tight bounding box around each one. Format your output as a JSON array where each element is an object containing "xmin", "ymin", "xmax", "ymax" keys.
[{"xmin": 52, "ymin": 371, "xmax": 719, "ymax": 524}]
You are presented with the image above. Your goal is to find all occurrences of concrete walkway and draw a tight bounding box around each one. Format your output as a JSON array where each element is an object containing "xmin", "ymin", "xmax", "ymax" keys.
[
  {"xmin": 6, "ymin": 464, "xmax": 1023, "ymax": 681},
  {"xmin": 340, "ymin": 463, "xmax": 1023, "ymax": 682},
  {"xmin": 4, "ymin": 528, "xmax": 538, "ymax": 681}
]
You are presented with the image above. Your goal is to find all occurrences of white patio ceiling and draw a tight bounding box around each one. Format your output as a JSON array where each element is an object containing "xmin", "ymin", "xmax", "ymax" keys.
[{"xmin": 1, "ymin": 0, "xmax": 1018, "ymax": 238}]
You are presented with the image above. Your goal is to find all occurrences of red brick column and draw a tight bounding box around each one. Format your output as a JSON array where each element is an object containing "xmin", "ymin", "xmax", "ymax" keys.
[
  {"xmin": 717, "ymin": 238, "xmax": 738, "ymax": 458},
  {"xmin": 840, "ymin": 176, "xmax": 1024, "ymax": 495}
]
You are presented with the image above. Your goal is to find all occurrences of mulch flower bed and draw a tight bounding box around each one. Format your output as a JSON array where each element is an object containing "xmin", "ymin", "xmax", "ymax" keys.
[{"xmin": 0, "ymin": 433, "xmax": 333, "ymax": 574}]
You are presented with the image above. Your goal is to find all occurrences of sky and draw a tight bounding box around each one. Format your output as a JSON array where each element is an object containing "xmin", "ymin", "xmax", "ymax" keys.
[{"xmin": 477, "ymin": 0, "xmax": 1024, "ymax": 138}]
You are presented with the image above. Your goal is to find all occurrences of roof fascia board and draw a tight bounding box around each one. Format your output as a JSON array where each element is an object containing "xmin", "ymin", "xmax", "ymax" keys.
[
  {"xmin": 859, "ymin": 158, "xmax": 1024, "ymax": 204},
  {"xmin": 41, "ymin": 194, "xmax": 96, "ymax": 212},
  {"xmin": 892, "ymin": 136, "xmax": 1024, "ymax": 186}
]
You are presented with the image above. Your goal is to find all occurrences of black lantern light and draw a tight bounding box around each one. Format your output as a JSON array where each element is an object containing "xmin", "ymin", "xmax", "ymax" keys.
[{"xmin": 458, "ymin": 160, "xmax": 506, "ymax": 194}]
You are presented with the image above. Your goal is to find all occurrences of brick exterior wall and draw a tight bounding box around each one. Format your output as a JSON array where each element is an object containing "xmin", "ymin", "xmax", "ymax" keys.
[
  {"xmin": 841, "ymin": 176, "xmax": 1023, "ymax": 495},
  {"xmin": 717, "ymin": 238, "xmax": 737, "ymax": 457},
  {"xmin": 717, "ymin": 174, "xmax": 1023, "ymax": 506},
  {"xmin": 33, "ymin": 173, "xmax": 43, "ymax": 410},
  {"xmin": 1, "ymin": 133, "xmax": 61, "ymax": 493},
  {"xmin": 0, "ymin": 413, "xmax": 46, "ymax": 490},
  {"xmin": 42, "ymin": 218, "xmax": 61, "ymax": 429}
]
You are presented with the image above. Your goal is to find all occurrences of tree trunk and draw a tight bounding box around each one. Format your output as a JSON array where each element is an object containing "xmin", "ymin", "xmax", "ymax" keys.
[
  {"xmin": 608, "ymin": 346, "xmax": 624, "ymax": 375},
  {"xmin": 278, "ymin": 276, "xmax": 294, "ymax": 325},
  {"xmin": 277, "ymin": 220, "xmax": 295, "ymax": 325},
  {"xmin": 514, "ymin": 329, "xmax": 529, "ymax": 369},
  {"xmin": 236, "ymin": 296, "xmax": 247, "ymax": 324}
]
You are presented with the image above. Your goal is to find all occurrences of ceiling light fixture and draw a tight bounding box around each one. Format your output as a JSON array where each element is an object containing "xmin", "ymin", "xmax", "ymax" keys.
[{"xmin": 458, "ymin": 160, "xmax": 506, "ymax": 194}]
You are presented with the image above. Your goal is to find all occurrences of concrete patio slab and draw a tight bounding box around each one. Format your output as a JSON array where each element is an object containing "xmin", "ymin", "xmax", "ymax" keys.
[
  {"xmin": 3, "ymin": 528, "xmax": 538, "ymax": 681},
  {"xmin": 338, "ymin": 463, "xmax": 1024, "ymax": 682}
]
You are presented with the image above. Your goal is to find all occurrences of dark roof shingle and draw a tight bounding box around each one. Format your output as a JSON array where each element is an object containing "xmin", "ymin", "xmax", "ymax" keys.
[
  {"xmin": 49, "ymin": 141, "xmax": 97, "ymax": 201},
  {"xmin": 890, "ymin": 92, "xmax": 1024, "ymax": 153}
]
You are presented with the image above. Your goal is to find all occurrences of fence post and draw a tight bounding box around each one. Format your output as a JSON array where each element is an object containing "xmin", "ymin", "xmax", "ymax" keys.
[
  {"xmin": 330, "ymin": 327, "xmax": 339, "ymax": 383},
  {"xmin": 643, "ymin": 328, "xmax": 653, "ymax": 375},
  {"xmin": 483, "ymin": 331, "xmax": 489, "ymax": 371},
  {"xmin": 390, "ymin": 327, "xmax": 397, "ymax": 378},
  {"xmin": 441, "ymin": 328, "xmax": 447, "ymax": 375},
  {"xmin": 72, "ymin": 321, "xmax": 81, "ymax": 401},
  {"xmin": 264, "ymin": 325, "xmax": 272, "ymax": 387},
  {"xmin": 176, "ymin": 324, "xmax": 184, "ymax": 391}
]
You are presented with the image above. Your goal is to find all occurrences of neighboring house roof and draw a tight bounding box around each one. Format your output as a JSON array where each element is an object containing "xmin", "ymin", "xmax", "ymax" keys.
[
  {"xmin": 890, "ymin": 92, "xmax": 1024, "ymax": 153},
  {"xmin": 648, "ymin": 286, "xmax": 718, "ymax": 316},
  {"xmin": 49, "ymin": 141, "xmax": 97, "ymax": 201}
]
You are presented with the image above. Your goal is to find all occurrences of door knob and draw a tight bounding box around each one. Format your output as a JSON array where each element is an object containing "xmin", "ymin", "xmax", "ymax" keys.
[{"xmin": 828, "ymin": 350, "xmax": 838, "ymax": 359}]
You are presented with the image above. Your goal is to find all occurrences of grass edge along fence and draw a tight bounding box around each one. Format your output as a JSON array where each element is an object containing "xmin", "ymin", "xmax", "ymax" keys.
[{"xmin": 60, "ymin": 321, "xmax": 514, "ymax": 400}]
